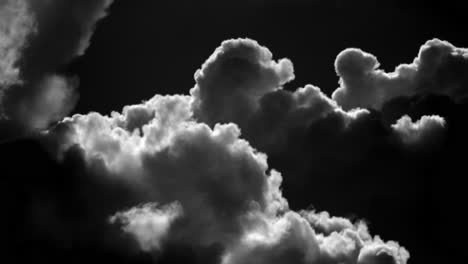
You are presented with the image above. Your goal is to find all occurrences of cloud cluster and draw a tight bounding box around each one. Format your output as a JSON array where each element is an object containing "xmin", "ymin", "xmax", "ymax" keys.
[
  {"xmin": 190, "ymin": 38, "xmax": 446, "ymax": 153},
  {"xmin": 188, "ymin": 40, "xmax": 447, "ymax": 224},
  {"xmin": 0, "ymin": 0, "xmax": 113, "ymax": 133},
  {"xmin": 0, "ymin": 0, "xmax": 458, "ymax": 257},
  {"xmin": 223, "ymin": 211, "xmax": 409, "ymax": 264},
  {"xmin": 2, "ymin": 0, "xmax": 466, "ymax": 261},
  {"xmin": 44, "ymin": 39, "xmax": 450, "ymax": 264},
  {"xmin": 57, "ymin": 95, "xmax": 286, "ymax": 247},
  {"xmin": 50, "ymin": 90, "xmax": 409, "ymax": 263}
]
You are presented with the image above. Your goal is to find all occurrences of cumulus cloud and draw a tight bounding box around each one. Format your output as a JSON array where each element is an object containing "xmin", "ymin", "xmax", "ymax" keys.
[
  {"xmin": 27, "ymin": 30, "xmax": 465, "ymax": 263},
  {"xmin": 190, "ymin": 38, "xmax": 371, "ymax": 151},
  {"xmin": 333, "ymin": 39, "xmax": 468, "ymax": 110},
  {"xmin": 56, "ymin": 94, "xmax": 287, "ymax": 248},
  {"xmin": 51, "ymin": 92, "xmax": 409, "ymax": 263},
  {"xmin": 3, "ymin": 0, "xmax": 464, "ymax": 261},
  {"xmin": 190, "ymin": 38, "xmax": 294, "ymax": 127},
  {"xmin": 0, "ymin": 0, "xmax": 113, "ymax": 133},
  {"xmin": 223, "ymin": 211, "xmax": 409, "ymax": 264}
]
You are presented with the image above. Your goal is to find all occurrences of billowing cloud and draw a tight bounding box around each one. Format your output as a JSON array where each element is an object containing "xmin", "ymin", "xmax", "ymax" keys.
[
  {"xmin": 190, "ymin": 38, "xmax": 294, "ymax": 127},
  {"xmin": 46, "ymin": 37, "xmax": 415, "ymax": 262},
  {"xmin": 333, "ymin": 39, "xmax": 468, "ymax": 110},
  {"xmin": 5, "ymin": 19, "xmax": 459, "ymax": 263},
  {"xmin": 56, "ymin": 94, "xmax": 287, "ymax": 248},
  {"xmin": 50, "ymin": 91, "xmax": 409, "ymax": 263},
  {"xmin": 3, "ymin": 0, "xmax": 465, "ymax": 261},
  {"xmin": 0, "ymin": 0, "xmax": 113, "ymax": 134},
  {"xmin": 223, "ymin": 211, "xmax": 409, "ymax": 264}
]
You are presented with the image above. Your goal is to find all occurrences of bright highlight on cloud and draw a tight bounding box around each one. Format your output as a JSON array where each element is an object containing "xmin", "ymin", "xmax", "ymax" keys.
[
  {"xmin": 392, "ymin": 115, "xmax": 446, "ymax": 145},
  {"xmin": 110, "ymin": 202, "xmax": 183, "ymax": 251}
]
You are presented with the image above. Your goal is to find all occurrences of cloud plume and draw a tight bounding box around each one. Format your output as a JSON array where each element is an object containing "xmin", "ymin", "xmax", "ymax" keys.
[{"xmin": 0, "ymin": 0, "xmax": 113, "ymax": 134}]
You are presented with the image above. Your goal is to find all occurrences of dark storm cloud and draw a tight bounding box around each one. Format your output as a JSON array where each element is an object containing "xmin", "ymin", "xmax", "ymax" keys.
[
  {"xmin": 0, "ymin": 0, "xmax": 113, "ymax": 133},
  {"xmin": 333, "ymin": 39, "xmax": 468, "ymax": 110}
]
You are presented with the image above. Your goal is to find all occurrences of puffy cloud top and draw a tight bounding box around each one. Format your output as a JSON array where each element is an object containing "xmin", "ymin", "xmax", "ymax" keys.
[{"xmin": 333, "ymin": 39, "xmax": 468, "ymax": 110}]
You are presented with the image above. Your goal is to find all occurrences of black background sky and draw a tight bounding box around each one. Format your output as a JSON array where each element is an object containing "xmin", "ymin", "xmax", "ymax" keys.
[
  {"xmin": 4, "ymin": 1, "xmax": 468, "ymax": 264},
  {"xmin": 67, "ymin": 0, "xmax": 467, "ymax": 114}
]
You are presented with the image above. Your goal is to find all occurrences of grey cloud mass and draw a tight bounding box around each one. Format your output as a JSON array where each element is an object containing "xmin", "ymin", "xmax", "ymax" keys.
[
  {"xmin": 0, "ymin": 0, "xmax": 34, "ymax": 87},
  {"xmin": 3, "ymin": 0, "xmax": 465, "ymax": 262},
  {"xmin": 191, "ymin": 38, "xmax": 295, "ymax": 127},
  {"xmin": 0, "ymin": 0, "xmax": 113, "ymax": 133}
]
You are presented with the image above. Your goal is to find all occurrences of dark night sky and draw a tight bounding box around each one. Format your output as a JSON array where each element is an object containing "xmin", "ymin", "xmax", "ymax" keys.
[
  {"xmin": 3, "ymin": 1, "xmax": 468, "ymax": 264},
  {"xmin": 68, "ymin": 0, "xmax": 467, "ymax": 114}
]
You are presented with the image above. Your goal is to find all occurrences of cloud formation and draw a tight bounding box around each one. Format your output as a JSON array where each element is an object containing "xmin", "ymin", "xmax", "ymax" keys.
[
  {"xmin": 2, "ymin": 0, "xmax": 466, "ymax": 261},
  {"xmin": 51, "ymin": 90, "xmax": 409, "ymax": 263},
  {"xmin": 190, "ymin": 38, "xmax": 446, "ymax": 153},
  {"xmin": 44, "ymin": 39, "xmax": 437, "ymax": 264},
  {"xmin": 333, "ymin": 39, "xmax": 468, "ymax": 110},
  {"xmin": 191, "ymin": 38, "xmax": 294, "ymax": 127},
  {"xmin": 3, "ymin": 9, "xmax": 460, "ymax": 260},
  {"xmin": 0, "ymin": 0, "xmax": 113, "ymax": 133},
  {"xmin": 57, "ymin": 94, "xmax": 286, "ymax": 247},
  {"xmin": 187, "ymin": 39, "xmax": 448, "ymax": 229}
]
